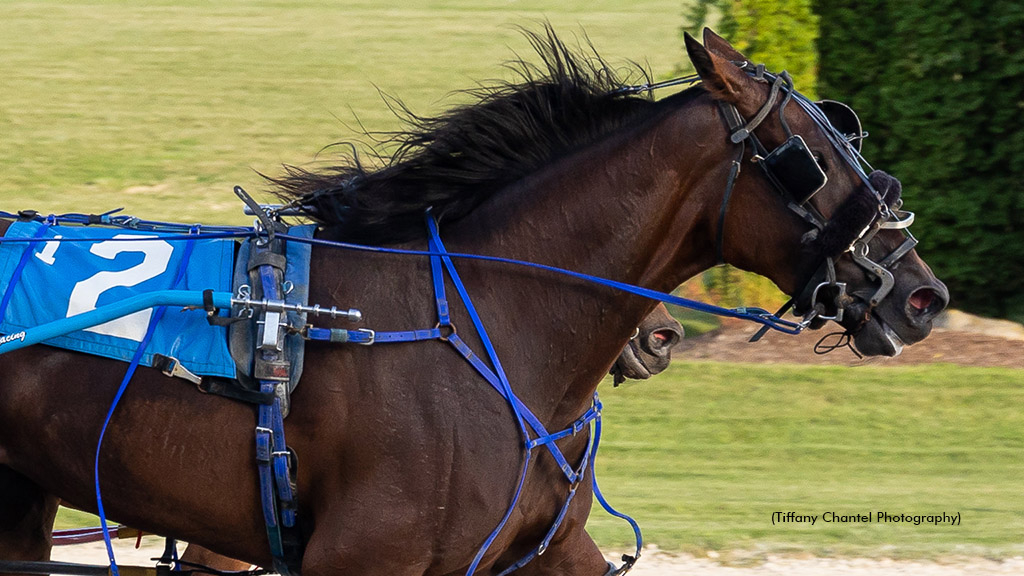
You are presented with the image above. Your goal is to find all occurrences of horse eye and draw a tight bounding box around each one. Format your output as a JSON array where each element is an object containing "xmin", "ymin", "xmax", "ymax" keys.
[{"xmin": 812, "ymin": 151, "xmax": 828, "ymax": 173}]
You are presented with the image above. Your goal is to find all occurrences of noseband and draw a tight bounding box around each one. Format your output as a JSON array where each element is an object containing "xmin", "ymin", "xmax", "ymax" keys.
[{"xmin": 710, "ymin": 63, "xmax": 919, "ymax": 335}]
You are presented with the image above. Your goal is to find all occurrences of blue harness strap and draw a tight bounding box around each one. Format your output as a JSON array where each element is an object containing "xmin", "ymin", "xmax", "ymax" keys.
[
  {"xmin": 0, "ymin": 215, "xmax": 54, "ymax": 323},
  {"xmin": 93, "ymin": 226, "xmax": 200, "ymax": 576},
  {"xmin": 422, "ymin": 214, "xmax": 620, "ymax": 575},
  {"xmin": 0, "ymin": 202, "xmax": 805, "ymax": 576},
  {"xmin": 248, "ymin": 238, "xmax": 303, "ymax": 575},
  {"xmin": 303, "ymin": 214, "xmax": 636, "ymax": 575}
]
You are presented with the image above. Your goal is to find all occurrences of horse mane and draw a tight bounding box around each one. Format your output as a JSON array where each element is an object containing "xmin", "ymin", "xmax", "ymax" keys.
[{"xmin": 267, "ymin": 26, "xmax": 661, "ymax": 244}]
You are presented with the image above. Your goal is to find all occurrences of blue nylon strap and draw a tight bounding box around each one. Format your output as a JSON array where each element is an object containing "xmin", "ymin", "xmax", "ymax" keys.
[
  {"xmin": 373, "ymin": 328, "xmax": 442, "ymax": 343},
  {"xmin": 304, "ymin": 326, "xmax": 442, "ymax": 344},
  {"xmin": 0, "ymin": 215, "xmax": 803, "ymax": 334},
  {"xmin": 252, "ymin": 252, "xmax": 294, "ymax": 568},
  {"xmin": 587, "ymin": 394, "xmax": 643, "ymax": 566},
  {"xmin": 272, "ymin": 408, "xmax": 297, "ymax": 528},
  {"xmin": 526, "ymin": 405, "xmax": 599, "ymax": 451},
  {"xmin": 425, "ymin": 218, "xmax": 585, "ymax": 482},
  {"xmin": 424, "ymin": 215, "xmax": 604, "ymax": 575},
  {"xmin": 493, "ymin": 485, "xmax": 580, "ymax": 576},
  {"xmin": 274, "ymin": 232, "xmax": 805, "ymax": 335},
  {"xmin": 493, "ymin": 404, "xmax": 596, "ymax": 576},
  {"xmin": 95, "ymin": 227, "xmax": 199, "ymax": 576},
  {"xmin": 425, "ymin": 215, "xmax": 528, "ymax": 439},
  {"xmin": 0, "ymin": 217, "xmax": 54, "ymax": 324},
  {"xmin": 0, "ymin": 209, "xmax": 255, "ymax": 236},
  {"xmin": 255, "ymin": 383, "xmax": 284, "ymax": 559}
]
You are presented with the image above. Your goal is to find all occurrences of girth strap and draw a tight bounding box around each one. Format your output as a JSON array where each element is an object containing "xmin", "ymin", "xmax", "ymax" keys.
[{"xmin": 248, "ymin": 237, "xmax": 304, "ymax": 575}]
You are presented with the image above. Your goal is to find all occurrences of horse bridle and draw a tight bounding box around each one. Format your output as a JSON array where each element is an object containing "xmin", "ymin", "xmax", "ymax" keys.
[{"xmin": 711, "ymin": 63, "xmax": 919, "ymax": 335}]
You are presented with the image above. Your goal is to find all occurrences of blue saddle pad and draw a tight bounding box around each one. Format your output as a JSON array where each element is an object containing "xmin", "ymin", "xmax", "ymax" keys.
[{"xmin": 0, "ymin": 221, "xmax": 237, "ymax": 377}]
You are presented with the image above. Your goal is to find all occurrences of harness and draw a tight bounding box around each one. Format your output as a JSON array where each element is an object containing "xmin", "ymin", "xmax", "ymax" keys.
[
  {"xmin": 0, "ymin": 61, "xmax": 923, "ymax": 576},
  {"xmin": 237, "ymin": 209, "xmax": 638, "ymax": 575}
]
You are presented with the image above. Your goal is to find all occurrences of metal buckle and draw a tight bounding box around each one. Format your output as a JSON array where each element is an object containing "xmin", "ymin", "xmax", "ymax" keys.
[
  {"xmin": 355, "ymin": 328, "xmax": 375, "ymax": 345},
  {"xmin": 159, "ymin": 356, "xmax": 202, "ymax": 386}
]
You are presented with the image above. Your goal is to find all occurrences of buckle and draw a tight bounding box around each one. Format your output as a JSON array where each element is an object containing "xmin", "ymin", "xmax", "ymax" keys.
[
  {"xmin": 158, "ymin": 356, "xmax": 202, "ymax": 386},
  {"xmin": 355, "ymin": 328, "xmax": 375, "ymax": 345}
]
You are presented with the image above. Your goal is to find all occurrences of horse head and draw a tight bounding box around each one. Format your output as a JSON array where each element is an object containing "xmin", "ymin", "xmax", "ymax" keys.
[{"xmin": 684, "ymin": 29, "xmax": 948, "ymax": 356}]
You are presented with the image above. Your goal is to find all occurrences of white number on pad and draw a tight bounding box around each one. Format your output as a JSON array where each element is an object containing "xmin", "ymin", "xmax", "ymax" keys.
[{"xmin": 65, "ymin": 236, "xmax": 174, "ymax": 342}]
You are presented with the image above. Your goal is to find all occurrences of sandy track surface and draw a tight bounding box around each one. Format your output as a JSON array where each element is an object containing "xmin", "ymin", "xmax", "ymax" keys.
[
  {"xmin": 678, "ymin": 323, "xmax": 1024, "ymax": 369},
  {"xmin": 50, "ymin": 539, "xmax": 1024, "ymax": 575}
]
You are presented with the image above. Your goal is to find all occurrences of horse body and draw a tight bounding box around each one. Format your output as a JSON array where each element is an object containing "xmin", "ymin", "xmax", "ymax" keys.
[{"xmin": 0, "ymin": 29, "xmax": 946, "ymax": 576}]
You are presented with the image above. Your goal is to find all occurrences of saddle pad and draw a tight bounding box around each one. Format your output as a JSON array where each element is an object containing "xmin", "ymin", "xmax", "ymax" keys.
[{"xmin": 0, "ymin": 221, "xmax": 236, "ymax": 378}]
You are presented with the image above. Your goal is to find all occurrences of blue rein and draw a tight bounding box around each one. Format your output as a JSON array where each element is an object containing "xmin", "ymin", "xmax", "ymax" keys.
[{"xmin": 0, "ymin": 209, "xmax": 805, "ymax": 335}]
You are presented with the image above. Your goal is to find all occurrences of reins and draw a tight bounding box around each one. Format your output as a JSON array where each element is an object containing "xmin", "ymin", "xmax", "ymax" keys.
[{"xmin": 0, "ymin": 211, "xmax": 808, "ymax": 335}]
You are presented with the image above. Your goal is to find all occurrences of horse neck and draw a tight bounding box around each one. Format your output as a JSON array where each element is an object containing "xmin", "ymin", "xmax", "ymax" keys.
[{"xmin": 442, "ymin": 95, "xmax": 729, "ymax": 423}]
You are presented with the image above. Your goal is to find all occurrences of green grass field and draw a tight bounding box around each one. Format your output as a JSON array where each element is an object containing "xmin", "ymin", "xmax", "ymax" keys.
[
  {"xmin": 10, "ymin": 1, "xmax": 1024, "ymax": 561},
  {"xmin": 1, "ymin": 0, "xmax": 684, "ymax": 223},
  {"xmin": 587, "ymin": 362, "xmax": 1024, "ymax": 558}
]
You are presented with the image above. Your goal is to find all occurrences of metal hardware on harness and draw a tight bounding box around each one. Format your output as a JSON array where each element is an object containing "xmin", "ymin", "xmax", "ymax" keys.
[
  {"xmin": 713, "ymin": 63, "xmax": 920, "ymax": 331},
  {"xmin": 259, "ymin": 310, "xmax": 284, "ymax": 351},
  {"xmin": 807, "ymin": 259, "xmax": 847, "ymax": 322},
  {"xmin": 244, "ymin": 203, "xmax": 309, "ymax": 218},
  {"xmin": 234, "ymin": 186, "xmax": 278, "ymax": 244},
  {"xmin": 233, "ymin": 292, "xmax": 362, "ymax": 323},
  {"xmin": 851, "ymin": 241, "xmax": 897, "ymax": 307},
  {"xmin": 155, "ymin": 355, "xmax": 202, "ymax": 385}
]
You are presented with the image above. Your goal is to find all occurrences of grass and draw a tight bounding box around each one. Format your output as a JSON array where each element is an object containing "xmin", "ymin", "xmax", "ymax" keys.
[
  {"xmin": 1, "ymin": 0, "xmax": 684, "ymax": 224},
  {"xmin": 587, "ymin": 361, "xmax": 1024, "ymax": 558}
]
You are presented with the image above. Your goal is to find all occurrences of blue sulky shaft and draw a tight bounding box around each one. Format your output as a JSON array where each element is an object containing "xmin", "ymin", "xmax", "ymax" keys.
[{"xmin": 0, "ymin": 289, "xmax": 234, "ymax": 355}]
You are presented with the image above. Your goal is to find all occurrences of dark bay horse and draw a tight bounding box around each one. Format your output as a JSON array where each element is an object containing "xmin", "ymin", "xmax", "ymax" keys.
[{"xmin": 0, "ymin": 28, "xmax": 946, "ymax": 575}]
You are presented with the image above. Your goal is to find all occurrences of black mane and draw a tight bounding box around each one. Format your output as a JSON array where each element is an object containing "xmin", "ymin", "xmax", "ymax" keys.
[{"xmin": 268, "ymin": 27, "xmax": 661, "ymax": 244}]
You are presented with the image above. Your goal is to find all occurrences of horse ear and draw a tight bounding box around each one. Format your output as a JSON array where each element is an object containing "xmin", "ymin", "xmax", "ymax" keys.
[
  {"xmin": 702, "ymin": 28, "xmax": 748, "ymax": 62},
  {"xmin": 684, "ymin": 31, "xmax": 753, "ymax": 105}
]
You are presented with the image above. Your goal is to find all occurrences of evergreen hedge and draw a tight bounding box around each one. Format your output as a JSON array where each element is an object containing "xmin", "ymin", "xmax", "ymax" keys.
[{"xmin": 816, "ymin": 1, "xmax": 1024, "ymax": 320}]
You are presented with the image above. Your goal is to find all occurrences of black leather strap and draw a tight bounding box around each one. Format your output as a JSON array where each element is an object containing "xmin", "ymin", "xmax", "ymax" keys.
[{"xmin": 198, "ymin": 377, "xmax": 276, "ymax": 405}]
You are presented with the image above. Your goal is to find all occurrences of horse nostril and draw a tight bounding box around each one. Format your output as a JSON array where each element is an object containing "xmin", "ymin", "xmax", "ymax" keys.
[
  {"xmin": 907, "ymin": 287, "xmax": 946, "ymax": 318},
  {"xmin": 650, "ymin": 329, "xmax": 681, "ymax": 351}
]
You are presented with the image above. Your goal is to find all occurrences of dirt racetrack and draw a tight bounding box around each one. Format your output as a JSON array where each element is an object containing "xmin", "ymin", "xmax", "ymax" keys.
[
  {"xmin": 52, "ymin": 539, "xmax": 1024, "ymax": 575},
  {"xmin": 678, "ymin": 321, "xmax": 1024, "ymax": 369}
]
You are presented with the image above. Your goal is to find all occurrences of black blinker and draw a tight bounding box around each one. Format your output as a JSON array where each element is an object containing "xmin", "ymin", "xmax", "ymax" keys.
[
  {"xmin": 816, "ymin": 100, "xmax": 864, "ymax": 152},
  {"xmin": 761, "ymin": 135, "xmax": 828, "ymax": 205}
]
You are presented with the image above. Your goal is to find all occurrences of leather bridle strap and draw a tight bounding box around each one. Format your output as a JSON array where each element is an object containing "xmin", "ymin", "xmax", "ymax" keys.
[
  {"xmin": 714, "ymin": 137, "xmax": 744, "ymax": 264},
  {"xmin": 713, "ymin": 72, "xmax": 789, "ymax": 264},
  {"xmin": 725, "ymin": 71, "xmax": 786, "ymax": 143}
]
